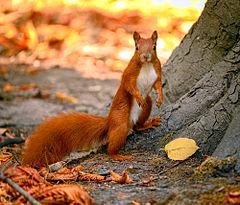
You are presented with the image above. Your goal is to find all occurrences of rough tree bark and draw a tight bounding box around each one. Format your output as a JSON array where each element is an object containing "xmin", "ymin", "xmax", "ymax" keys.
[{"xmin": 128, "ymin": 0, "xmax": 240, "ymax": 174}]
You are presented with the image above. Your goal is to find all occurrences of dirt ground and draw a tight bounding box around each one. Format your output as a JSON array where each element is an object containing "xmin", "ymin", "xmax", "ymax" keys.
[{"xmin": 0, "ymin": 64, "xmax": 239, "ymax": 204}]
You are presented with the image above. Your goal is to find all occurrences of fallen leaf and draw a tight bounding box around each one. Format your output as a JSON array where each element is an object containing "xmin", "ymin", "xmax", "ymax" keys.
[
  {"xmin": 25, "ymin": 66, "xmax": 39, "ymax": 75},
  {"xmin": 0, "ymin": 128, "xmax": 15, "ymax": 138},
  {"xmin": 0, "ymin": 153, "xmax": 13, "ymax": 167},
  {"xmin": 0, "ymin": 66, "xmax": 8, "ymax": 75},
  {"xmin": 40, "ymin": 165, "xmax": 109, "ymax": 183},
  {"xmin": 2, "ymin": 165, "xmax": 50, "ymax": 198},
  {"xmin": 3, "ymin": 83, "xmax": 17, "ymax": 92},
  {"xmin": 78, "ymin": 171, "xmax": 110, "ymax": 183},
  {"xmin": 24, "ymin": 21, "xmax": 38, "ymax": 49},
  {"xmin": 37, "ymin": 87, "xmax": 51, "ymax": 99},
  {"xmin": 40, "ymin": 165, "xmax": 80, "ymax": 182},
  {"xmin": 56, "ymin": 91, "xmax": 78, "ymax": 104},
  {"xmin": 226, "ymin": 190, "xmax": 240, "ymax": 204},
  {"xmin": 1, "ymin": 147, "xmax": 22, "ymax": 153},
  {"xmin": 165, "ymin": 138, "xmax": 199, "ymax": 160},
  {"xmin": 110, "ymin": 169, "xmax": 133, "ymax": 184},
  {"xmin": 118, "ymin": 192, "xmax": 129, "ymax": 199},
  {"xmin": 44, "ymin": 171, "xmax": 79, "ymax": 182},
  {"xmin": 24, "ymin": 184, "xmax": 95, "ymax": 205},
  {"xmin": 229, "ymin": 190, "xmax": 240, "ymax": 197},
  {"xmin": 141, "ymin": 174, "xmax": 154, "ymax": 185},
  {"xmin": 1, "ymin": 165, "xmax": 95, "ymax": 204},
  {"xmin": 55, "ymin": 165, "xmax": 82, "ymax": 174},
  {"xmin": 0, "ymin": 128, "xmax": 9, "ymax": 136},
  {"xmin": 18, "ymin": 83, "xmax": 36, "ymax": 91},
  {"xmin": 132, "ymin": 200, "xmax": 142, "ymax": 205},
  {"xmin": 5, "ymin": 132, "xmax": 15, "ymax": 139}
]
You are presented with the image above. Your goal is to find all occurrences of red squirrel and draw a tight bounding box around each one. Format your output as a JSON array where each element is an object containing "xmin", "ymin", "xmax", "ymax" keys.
[{"xmin": 22, "ymin": 31, "xmax": 163, "ymax": 167}]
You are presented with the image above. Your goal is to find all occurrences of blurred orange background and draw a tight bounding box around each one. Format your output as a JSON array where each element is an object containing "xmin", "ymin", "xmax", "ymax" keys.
[{"xmin": 0, "ymin": 0, "xmax": 206, "ymax": 79}]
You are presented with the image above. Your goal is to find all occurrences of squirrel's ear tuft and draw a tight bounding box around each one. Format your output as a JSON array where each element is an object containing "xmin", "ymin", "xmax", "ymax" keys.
[
  {"xmin": 133, "ymin": 31, "xmax": 141, "ymax": 42},
  {"xmin": 151, "ymin": 30, "xmax": 158, "ymax": 42}
]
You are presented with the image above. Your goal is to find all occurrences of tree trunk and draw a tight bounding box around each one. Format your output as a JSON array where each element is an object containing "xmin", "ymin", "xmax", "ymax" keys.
[
  {"xmin": 163, "ymin": 0, "xmax": 240, "ymax": 103},
  {"xmin": 127, "ymin": 0, "xmax": 240, "ymax": 174}
]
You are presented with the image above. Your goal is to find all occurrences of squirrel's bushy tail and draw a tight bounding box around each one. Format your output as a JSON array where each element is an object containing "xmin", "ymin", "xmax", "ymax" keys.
[{"xmin": 21, "ymin": 112, "xmax": 108, "ymax": 167}]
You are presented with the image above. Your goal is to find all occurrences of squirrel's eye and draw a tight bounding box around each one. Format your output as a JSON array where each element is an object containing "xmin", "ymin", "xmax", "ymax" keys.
[
  {"xmin": 153, "ymin": 45, "xmax": 156, "ymax": 50},
  {"xmin": 136, "ymin": 45, "xmax": 139, "ymax": 51}
]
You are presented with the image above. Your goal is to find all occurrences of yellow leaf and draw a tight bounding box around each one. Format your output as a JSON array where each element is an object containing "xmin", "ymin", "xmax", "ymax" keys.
[{"xmin": 165, "ymin": 138, "xmax": 199, "ymax": 160}]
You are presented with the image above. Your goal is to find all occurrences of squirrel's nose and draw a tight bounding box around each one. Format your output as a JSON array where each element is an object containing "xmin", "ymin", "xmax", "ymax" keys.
[{"xmin": 140, "ymin": 53, "xmax": 152, "ymax": 62}]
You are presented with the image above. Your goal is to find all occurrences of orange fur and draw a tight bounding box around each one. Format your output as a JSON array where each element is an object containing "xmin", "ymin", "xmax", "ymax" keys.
[
  {"xmin": 22, "ymin": 113, "xmax": 108, "ymax": 167},
  {"xmin": 21, "ymin": 31, "xmax": 163, "ymax": 167}
]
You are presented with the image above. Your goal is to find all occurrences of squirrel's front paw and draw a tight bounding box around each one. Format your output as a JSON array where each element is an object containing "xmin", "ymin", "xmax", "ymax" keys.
[{"xmin": 136, "ymin": 96, "xmax": 146, "ymax": 108}]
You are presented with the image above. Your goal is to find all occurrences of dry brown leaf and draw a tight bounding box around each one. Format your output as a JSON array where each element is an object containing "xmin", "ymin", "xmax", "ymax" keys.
[
  {"xmin": 3, "ymin": 83, "xmax": 17, "ymax": 92},
  {"xmin": 0, "ymin": 66, "xmax": 8, "ymax": 75},
  {"xmin": 56, "ymin": 165, "xmax": 82, "ymax": 174},
  {"xmin": 0, "ymin": 185, "xmax": 11, "ymax": 204},
  {"xmin": 110, "ymin": 169, "xmax": 133, "ymax": 184},
  {"xmin": 226, "ymin": 190, "xmax": 240, "ymax": 204},
  {"xmin": 3, "ymin": 83, "xmax": 36, "ymax": 92},
  {"xmin": 1, "ymin": 147, "xmax": 22, "ymax": 153},
  {"xmin": 0, "ymin": 153, "xmax": 13, "ymax": 168},
  {"xmin": 23, "ymin": 184, "xmax": 95, "ymax": 205},
  {"xmin": 71, "ymin": 165, "xmax": 83, "ymax": 172},
  {"xmin": 3, "ymin": 165, "xmax": 50, "ymax": 198},
  {"xmin": 25, "ymin": 66, "xmax": 39, "ymax": 75},
  {"xmin": 44, "ymin": 171, "xmax": 79, "ymax": 182},
  {"xmin": 41, "ymin": 165, "xmax": 109, "ymax": 183},
  {"xmin": 0, "ymin": 128, "xmax": 15, "ymax": 138},
  {"xmin": 78, "ymin": 171, "xmax": 110, "ymax": 183},
  {"xmin": 141, "ymin": 175, "xmax": 154, "ymax": 185},
  {"xmin": 132, "ymin": 200, "xmax": 142, "ymax": 205},
  {"xmin": 109, "ymin": 169, "xmax": 121, "ymax": 181},
  {"xmin": 1, "ymin": 165, "xmax": 95, "ymax": 204},
  {"xmin": 39, "ymin": 165, "xmax": 79, "ymax": 182},
  {"xmin": 18, "ymin": 83, "xmax": 36, "ymax": 91},
  {"xmin": 24, "ymin": 21, "xmax": 38, "ymax": 49},
  {"xmin": 56, "ymin": 91, "xmax": 78, "ymax": 104},
  {"xmin": 229, "ymin": 190, "xmax": 240, "ymax": 197},
  {"xmin": 38, "ymin": 167, "xmax": 49, "ymax": 177},
  {"xmin": 0, "ymin": 128, "xmax": 9, "ymax": 136},
  {"xmin": 4, "ymin": 166, "xmax": 50, "ymax": 187},
  {"xmin": 118, "ymin": 192, "xmax": 129, "ymax": 199},
  {"xmin": 5, "ymin": 132, "xmax": 15, "ymax": 139},
  {"xmin": 38, "ymin": 87, "xmax": 51, "ymax": 99}
]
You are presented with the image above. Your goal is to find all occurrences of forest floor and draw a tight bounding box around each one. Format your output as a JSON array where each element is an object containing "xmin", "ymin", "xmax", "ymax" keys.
[{"xmin": 0, "ymin": 64, "xmax": 239, "ymax": 204}]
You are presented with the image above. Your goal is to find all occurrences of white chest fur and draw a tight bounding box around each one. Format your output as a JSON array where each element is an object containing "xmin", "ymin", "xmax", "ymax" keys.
[{"xmin": 130, "ymin": 63, "xmax": 157, "ymax": 126}]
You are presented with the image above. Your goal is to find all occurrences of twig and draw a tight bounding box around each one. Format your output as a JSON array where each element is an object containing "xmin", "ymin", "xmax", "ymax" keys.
[
  {"xmin": 124, "ymin": 159, "xmax": 189, "ymax": 187},
  {"xmin": 0, "ymin": 137, "xmax": 25, "ymax": 148},
  {"xmin": 0, "ymin": 162, "xmax": 41, "ymax": 205},
  {"xmin": 12, "ymin": 153, "xmax": 20, "ymax": 164},
  {"xmin": 152, "ymin": 159, "xmax": 188, "ymax": 181}
]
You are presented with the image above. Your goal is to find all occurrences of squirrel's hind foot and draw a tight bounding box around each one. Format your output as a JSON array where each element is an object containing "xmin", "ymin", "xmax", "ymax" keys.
[{"xmin": 134, "ymin": 117, "xmax": 161, "ymax": 131}]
